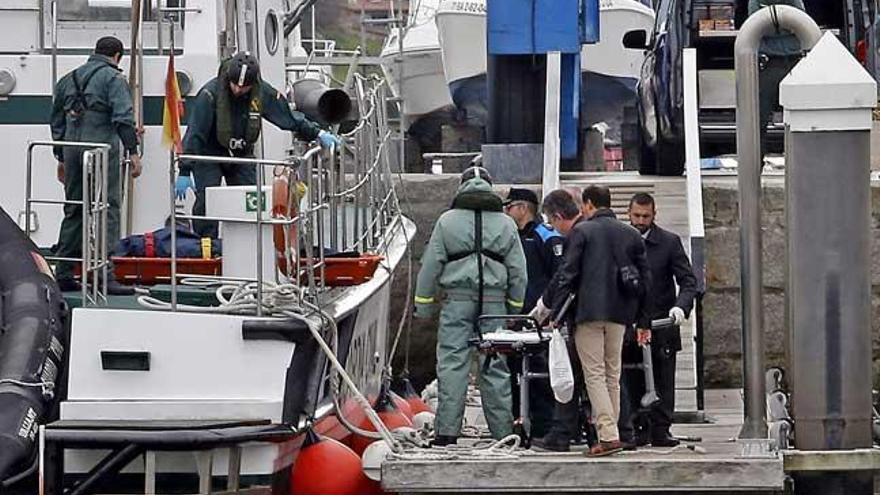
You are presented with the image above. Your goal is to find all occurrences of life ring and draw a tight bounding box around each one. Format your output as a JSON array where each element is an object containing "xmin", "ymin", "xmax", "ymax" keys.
[{"xmin": 272, "ymin": 172, "xmax": 303, "ymax": 277}]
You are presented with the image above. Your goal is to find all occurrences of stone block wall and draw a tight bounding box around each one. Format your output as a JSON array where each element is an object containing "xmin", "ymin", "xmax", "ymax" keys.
[{"xmin": 701, "ymin": 181, "xmax": 880, "ymax": 388}]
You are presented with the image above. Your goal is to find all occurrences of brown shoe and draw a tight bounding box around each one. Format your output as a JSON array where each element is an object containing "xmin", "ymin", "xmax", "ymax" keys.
[{"xmin": 586, "ymin": 440, "xmax": 623, "ymax": 457}]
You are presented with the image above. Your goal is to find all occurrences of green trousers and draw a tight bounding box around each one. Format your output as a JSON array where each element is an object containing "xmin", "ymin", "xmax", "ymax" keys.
[
  {"xmin": 55, "ymin": 143, "xmax": 121, "ymax": 281},
  {"xmin": 435, "ymin": 298, "xmax": 514, "ymax": 439}
]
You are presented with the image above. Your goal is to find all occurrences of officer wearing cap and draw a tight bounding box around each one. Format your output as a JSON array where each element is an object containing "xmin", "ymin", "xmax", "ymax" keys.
[
  {"xmin": 177, "ymin": 51, "xmax": 343, "ymax": 238},
  {"xmin": 503, "ymin": 188, "xmax": 563, "ymax": 437},
  {"xmin": 414, "ymin": 166, "xmax": 527, "ymax": 446}
]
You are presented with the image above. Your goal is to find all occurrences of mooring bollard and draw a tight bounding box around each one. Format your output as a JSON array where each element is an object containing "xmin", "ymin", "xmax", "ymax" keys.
[{"xmin": 781, "ymin": 32, "xmax": 877, "ymax": 495}]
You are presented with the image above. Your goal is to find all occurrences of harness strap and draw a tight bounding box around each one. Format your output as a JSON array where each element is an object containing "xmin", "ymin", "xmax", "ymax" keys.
[
  {"xmin": 475, "ymin": 210, "xmax": 484, "ymax": 335},
  {"xmin": 447, "ymin": 249, "xmax": 505, "ymax": 265},
  {"xmin": 144, "ymin": 232, "xmax": 156, "ymax": 258},
  {"xmin": 71, "ymin": 66, "xmax": 111, "ymax": 115}
]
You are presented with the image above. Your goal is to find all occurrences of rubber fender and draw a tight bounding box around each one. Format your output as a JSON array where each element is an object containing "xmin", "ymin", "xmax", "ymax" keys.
[{"xmin": 0, "ymin": 207, "xmax": 68, "ymax": 484}]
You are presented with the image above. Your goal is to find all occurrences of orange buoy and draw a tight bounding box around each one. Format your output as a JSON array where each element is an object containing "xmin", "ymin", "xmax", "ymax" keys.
[
  {"xmin": 350, "ymin": 389, "xmax": 413, "ymax": 456},
  {"xmin": 389, "ymin": 391, "xmax": 414, "ymax": 419},
  {"xmin": 397, "ymin": 377, "xmax": 433, "ymax": 415},
  {"xmin": 290, "ymin": 428, "xmax": 373, "ymax": 495}
]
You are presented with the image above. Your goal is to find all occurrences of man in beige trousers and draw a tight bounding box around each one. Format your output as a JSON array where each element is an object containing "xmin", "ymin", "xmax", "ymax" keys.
[{"xmin": 552, "ymin": 185, "xmax": 652, "ymax": 456}]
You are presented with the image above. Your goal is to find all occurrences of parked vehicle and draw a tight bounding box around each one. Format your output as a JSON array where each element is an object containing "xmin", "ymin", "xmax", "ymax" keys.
[{"xmin": 627, "ymin": 0, "xmax": 877, "ymax": 176}]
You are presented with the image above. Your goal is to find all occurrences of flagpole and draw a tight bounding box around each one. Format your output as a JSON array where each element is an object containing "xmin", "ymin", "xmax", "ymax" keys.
[
  {"xmin": 169, "ymin": 10, "xmax": 178, "ymax": 310},
  {"xmin": 126, "ymin": 0, "xmax": 143, "ymax": 237}
]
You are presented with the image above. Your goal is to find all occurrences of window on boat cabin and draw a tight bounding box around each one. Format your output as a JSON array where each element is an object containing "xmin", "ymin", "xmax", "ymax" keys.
[{"xmin": 43, "ymin": 0, "xmax": 185, "ymax": 53}]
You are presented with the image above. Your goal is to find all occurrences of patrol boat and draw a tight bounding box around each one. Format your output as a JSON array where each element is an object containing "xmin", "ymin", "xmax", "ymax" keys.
[{"xmin": 0, "ymin": 0, "xmax": 414, "ymax": 492}]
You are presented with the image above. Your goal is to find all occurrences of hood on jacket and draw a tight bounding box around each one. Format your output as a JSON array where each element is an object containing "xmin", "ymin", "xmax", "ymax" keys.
[{"xmin": 451, "ymin": 177, "xmax": 503, "ymax": 212}]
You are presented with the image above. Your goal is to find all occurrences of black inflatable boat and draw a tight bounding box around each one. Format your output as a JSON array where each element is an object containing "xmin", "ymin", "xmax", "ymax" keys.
[{"xmin": 0, "ymin": 207, "xmax": 67, "ymax": 487}]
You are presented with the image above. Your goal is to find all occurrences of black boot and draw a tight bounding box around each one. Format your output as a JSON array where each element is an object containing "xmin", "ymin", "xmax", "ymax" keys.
[
  {"xmin": 56, "ymin": 278, "xmax": 81, "ymax": 292},
  {"xmin": 431, "ymin": 435, "xmax": 457, "ymax": 447}
]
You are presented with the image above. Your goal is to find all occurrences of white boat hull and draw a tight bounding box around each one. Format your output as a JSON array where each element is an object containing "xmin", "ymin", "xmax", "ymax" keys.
[{"xmin": 60, "ymin": 216, "xmax": 414, "ymax": 477}]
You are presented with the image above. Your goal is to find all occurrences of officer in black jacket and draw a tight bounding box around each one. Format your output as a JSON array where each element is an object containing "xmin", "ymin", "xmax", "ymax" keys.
[
  {"xmin": 503, "ymin": 188, "xmax": 564, "ymax": 437},
  {"xmin": 620, "ymin": 193, "xmax": 697, "ymax": 447}
]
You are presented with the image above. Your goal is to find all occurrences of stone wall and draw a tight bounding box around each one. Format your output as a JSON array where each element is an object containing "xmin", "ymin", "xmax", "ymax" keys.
[{"xmin": 701, "ymin": 180, "xmax": 880, "ymax": 388}]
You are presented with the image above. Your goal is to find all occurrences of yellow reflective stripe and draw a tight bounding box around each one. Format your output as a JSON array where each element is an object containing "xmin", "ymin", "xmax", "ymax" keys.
[
  {"xmin": 414, "ymin": 296, "xmax": 435, "ymax": 304},
  {"xmin": 507, "ymin": 299, "xmax": 524, "ymax": 308},
  {"xmin": 201, "ymin": 237, "xmax": 212, "ymax": 260}
]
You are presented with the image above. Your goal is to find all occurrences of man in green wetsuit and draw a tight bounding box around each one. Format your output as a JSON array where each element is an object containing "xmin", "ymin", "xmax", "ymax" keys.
[
  {"xmin": 176, "ymin": 51, "xmax": 342, "ymax": 238},
  {"xmin": 50, "ymin": 36, "xmax": 142, "ymax": 293},
  {"xmin": 414, "ymin": 166, "xmax": 528, "ymax": 446}
]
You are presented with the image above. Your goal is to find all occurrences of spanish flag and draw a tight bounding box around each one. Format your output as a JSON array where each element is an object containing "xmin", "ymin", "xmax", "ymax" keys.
[{"xmin": 162, "ymin": 52, "xmax": 184, "ymax": 152}]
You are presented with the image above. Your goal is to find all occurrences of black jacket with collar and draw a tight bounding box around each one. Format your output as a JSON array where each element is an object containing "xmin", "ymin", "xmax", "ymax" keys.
[
  {"xmin": 553, "ymin": 209, "xmax": 652, "ymax": 329},
  {"xmin": 642, "ymin": 223, "xmax": 698, "ymax": 350}
]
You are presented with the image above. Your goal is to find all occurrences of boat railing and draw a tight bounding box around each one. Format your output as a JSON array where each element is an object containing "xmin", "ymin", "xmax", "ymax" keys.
[
  {"xmin": 24, "ymin": 141, "xmax": 112, "ymax": 307},
  {"xmin": 167, "ymin": 75, "xmax": 401, "ymax": 315}
]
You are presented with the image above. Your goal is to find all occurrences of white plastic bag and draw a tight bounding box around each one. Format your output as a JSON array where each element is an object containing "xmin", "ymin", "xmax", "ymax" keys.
[{"xmin": 548, "ymin": 327, "xmax": 574, "ymax": 403}]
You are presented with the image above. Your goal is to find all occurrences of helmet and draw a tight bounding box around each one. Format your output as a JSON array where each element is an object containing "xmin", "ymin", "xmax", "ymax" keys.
[
  {"xmin": 460, "ymin": 166, "xmax": 492, "ymax": 185},
  {"xmin": 226, "ymin": 51, "xmax": 260, "ymax": 86}
]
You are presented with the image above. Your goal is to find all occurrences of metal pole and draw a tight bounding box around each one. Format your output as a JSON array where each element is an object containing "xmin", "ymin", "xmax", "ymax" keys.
[
  {"xmin": 256, "ymin": 163, "xmax": 264, "ymax": 317},
  {"xmin": 170, "ymin": 150, "xmax": 177, "ymax": 310},
  {"xmin": 81, "ymin": 152, "xmax": 90, "ymax": 306},
  {"xmin": 170, "ymin": 19, "xmax": 177, "ymax": 310},
  {"xmin": 51, "ymin": 0, "xmax": 58, "ymax": 87},
  {"xmin": 734, "ymin": 5, "xmax": 821, "ymax": 439},
  {"xmin": 101, "ymin": 149, "xmax": 109, "ymax": 303},
  {"xmin": 25, "ymin": 144, "xmax": 34, "ymax": 238}
]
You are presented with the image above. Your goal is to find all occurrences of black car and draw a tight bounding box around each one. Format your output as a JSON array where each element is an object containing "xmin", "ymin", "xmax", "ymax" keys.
[{"xmin": 625, "ymin": 0, "xmax": 878, "ymax": 176}]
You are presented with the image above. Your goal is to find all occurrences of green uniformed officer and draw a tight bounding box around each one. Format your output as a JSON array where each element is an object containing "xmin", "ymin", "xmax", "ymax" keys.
[
  {"xmin": 50, "ymin": 36, "xmax": 141, "ymax": 292},
  {"xmin": 176, "ymin": 51, "xmax": 342, "ymax": 238},
  {"xmin": 414, "ymin": 166, "xmax": 528, "ymax": 445},
  {"xmin": 748, "ymin": 0, "xmax": 807, "ymax": 158}
]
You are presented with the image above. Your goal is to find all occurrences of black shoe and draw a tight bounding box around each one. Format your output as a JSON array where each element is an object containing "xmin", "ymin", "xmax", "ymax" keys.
[
  {"xmin": 618, "ymin": 438, "xmax": 638, "ymax": 451},
  {"xmin": 651, "ymin": 434, "xmax": 680, "ymax": 447},
  {"xmin": 531, "ymin": 433, "xmax": 571, "ymax": 452},
  {"xmin": 105, "ymin": 279, "xmax": 135, "ymax": 296},
  {"xmin": 56, "ymin": 278, "xmax": 81, "ymax": 292},
  {"xmin": 431, "ymin": 435, "xmax": 457, "ymax": 447}
]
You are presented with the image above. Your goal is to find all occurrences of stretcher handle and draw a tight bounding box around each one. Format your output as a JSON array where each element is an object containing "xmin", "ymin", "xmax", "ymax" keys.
[{"xmin": 650, "ymin": 317, "xmax": 676, "ymax": 330}]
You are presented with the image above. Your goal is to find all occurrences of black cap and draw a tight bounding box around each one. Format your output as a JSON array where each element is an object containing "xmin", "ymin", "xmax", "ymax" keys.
[
  {"xmin": 227, "ymin": 51, "xmax": 260, "ymax": 86},
  {"xmin": 504, "ymin": 188, "xmax": 539, "ymax": 206}
]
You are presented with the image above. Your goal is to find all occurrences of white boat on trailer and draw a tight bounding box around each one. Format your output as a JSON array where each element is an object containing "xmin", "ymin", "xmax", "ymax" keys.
[{"xmin": 0, "ymin": 0, "xmax": 415, "ymax": 493}]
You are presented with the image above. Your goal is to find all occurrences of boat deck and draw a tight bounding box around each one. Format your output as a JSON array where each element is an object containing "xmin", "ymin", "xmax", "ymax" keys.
[{"xmin": 381, "ymin": 389, "xmax": 785, "ymax": 494}]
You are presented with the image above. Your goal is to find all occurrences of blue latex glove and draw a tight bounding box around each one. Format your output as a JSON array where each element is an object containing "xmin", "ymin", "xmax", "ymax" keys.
[
  {"xmin": 175, "ymin": 174, "xmax": 194, "ymax": 200},
  {"xmin": 318, "ymin": 130, "xmax": 343, "ymax": 149}
]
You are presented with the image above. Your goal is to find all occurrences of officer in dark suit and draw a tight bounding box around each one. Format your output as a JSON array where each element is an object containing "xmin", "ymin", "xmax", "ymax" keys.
[
  {"xmin": 620, "ymin": 192, "xmax": 697, "ymax": 447},
  {"xmin": 503, "ymin": 188, "xmax": 564, "ymax": 437}
]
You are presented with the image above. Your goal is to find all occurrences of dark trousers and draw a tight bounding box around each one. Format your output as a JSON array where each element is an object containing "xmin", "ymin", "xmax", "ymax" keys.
[
  {"xmin": 619, "ymin": 341, "xmax": 677, "ymax": 441},
  {"xmin": 508, "ymin": 351, "xmax": 555, "ymax": 438},
  {"xmin": 55, "ymin": 146, "xmax": 121, "ymax": 281},
  {"xmin": 191, "ymin": 162, "xmax": 257, "ymax": 238},
  {"xmin": 544, "ymin": 337, "xmax": 588, "ymax": 442}
]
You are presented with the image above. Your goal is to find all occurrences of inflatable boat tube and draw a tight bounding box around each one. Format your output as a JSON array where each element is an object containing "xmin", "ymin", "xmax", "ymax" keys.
[{"xmin": 0, "ymin": 207, "xmax": 67, "ymax": 484}]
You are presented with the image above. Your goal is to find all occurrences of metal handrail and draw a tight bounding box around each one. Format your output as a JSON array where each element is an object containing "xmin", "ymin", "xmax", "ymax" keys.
[{"xmin": 26, "ymin": 140, "xmax": 112, "ymax": 306}]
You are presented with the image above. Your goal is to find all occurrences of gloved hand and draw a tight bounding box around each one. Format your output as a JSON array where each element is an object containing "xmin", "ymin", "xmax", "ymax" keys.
[
  {"xmin": 175, "ymin": 174, "xmax": 194, "ymax": 200},
  {"xmin": 528, "ymin": 297, "xmax": 552, "ymax": 325},
  {"xmin": 318, "ymin": 130, "xmax": 343, "ymax": 149},
  {"xmin": 669, "ymin": 306, "xmax": 686, "ymax": 326}
]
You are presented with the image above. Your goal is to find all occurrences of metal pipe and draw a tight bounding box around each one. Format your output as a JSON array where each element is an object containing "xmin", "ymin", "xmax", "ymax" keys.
[
  {"xmin": 81, "ymin": 151, "xmax": 91, "ymax": 305},
  {"xmin": 734, "ymin": 5, "xmax": 821, "ymax": 439},
  {"xmin": 51, "ymin": 0, "xmax": 57, "ymax": 88},
  {"xmin": 256, "ymin": 163, "xmax": 264, "ymax": 316}
]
